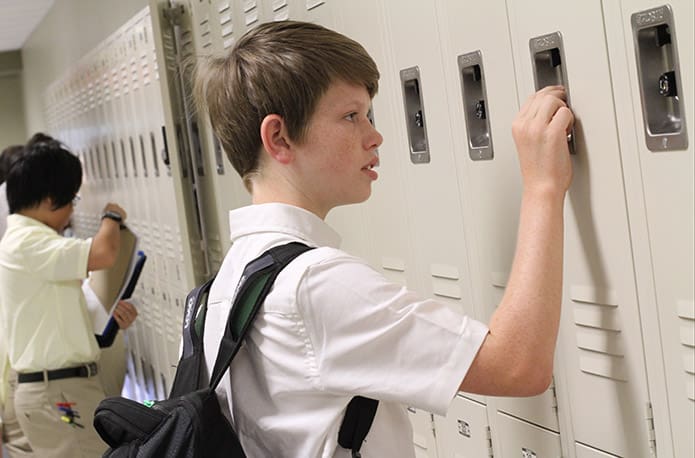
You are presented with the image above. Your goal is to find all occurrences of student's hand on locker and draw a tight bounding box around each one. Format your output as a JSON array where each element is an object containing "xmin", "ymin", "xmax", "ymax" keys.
[
  {"xmin": 511, "ymin": 85, "xmax": 574, "ymax": 196},
  {"xmin": 113, "ymin": 300, "xmax": 138, "ymax": 329}
]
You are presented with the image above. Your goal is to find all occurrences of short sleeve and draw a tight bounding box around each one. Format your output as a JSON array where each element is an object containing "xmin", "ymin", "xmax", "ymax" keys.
[
  {"xmin": 297, "ymin": 254, "xmax": 489, "ymax": 416},
  {"xmin": 22, "ymin": 233, "xmax": 92, "ymax": 282}
]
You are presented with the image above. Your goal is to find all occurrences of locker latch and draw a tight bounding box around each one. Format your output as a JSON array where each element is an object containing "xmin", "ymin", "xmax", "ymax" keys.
[{"xmin": 658, "ymin": 71, "xmax": 677, "ymax": 97}]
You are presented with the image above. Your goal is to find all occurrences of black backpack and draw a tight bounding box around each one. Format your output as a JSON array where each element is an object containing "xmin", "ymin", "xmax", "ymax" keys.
[{"xmin": 94, "ymin": 242, "xmax": 379, "ymax": 457}]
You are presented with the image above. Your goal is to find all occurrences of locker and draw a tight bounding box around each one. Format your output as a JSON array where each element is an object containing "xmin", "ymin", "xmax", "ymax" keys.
[
  {"xmin": 495, "ymin": 412, "xmax": 562, "ymax": 458},
  {"xmin": 330, "ymin": 0, "xmax": 416, "ymax": 287},
  {"xmin": 434, "ymin": 395, "xmax": 492, "ymax": 458},
  {"xmin": 435, "ymin": 0, "xmax": 560, "ymax": 437},
  {"xmin": 188, "ymin": 0, "xmax": 251, "ymax": 269},
  {"xmin": 602, "ymin": 1, "xmax": 694, "ymax": 457},
  {"xmin": 407, "ymin": 406, "xmax": 439, "ymax": 458},
  {"xmin": 506, "ymin": 0, "xmax": 654, "ymax": 455}
]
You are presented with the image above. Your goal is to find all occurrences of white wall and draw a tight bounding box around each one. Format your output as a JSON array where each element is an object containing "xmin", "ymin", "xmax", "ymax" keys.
[{"xmin": 0, "ymin": 51, "xmax": 26, "ymax": 147}]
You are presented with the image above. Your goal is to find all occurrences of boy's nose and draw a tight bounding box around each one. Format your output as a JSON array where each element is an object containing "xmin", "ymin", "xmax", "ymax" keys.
[{"xmin": 366, "ymin": 124, "xmax": 383, "ymax": 150}]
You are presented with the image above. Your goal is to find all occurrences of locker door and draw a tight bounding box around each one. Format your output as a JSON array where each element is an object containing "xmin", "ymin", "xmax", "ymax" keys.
[
  {"xmin": 495, "ymin": 412, "xmax": 562, "ymax": 458},
  {"xmin": 506, "ymin": 0, "xmax": 653, "ymax": 456},
  {"xmin": 188, "ymin": 0, "xmax": 229, "ymax": 272},
  {"xmin": 407, "ymin": 406, "xmax": 439, "ymax": 458},
  {"xmin": 129, "ymin": 18, "xmax": 170, "ymax": 400},
  {"xmin": 293, "ymin": 1, "xmax": 372, "ymax": 259},
  {"xmin": 434, "ymin": 395, "xmax": 492, "ymax": 458},
  {"xmin": 435, "ymin": 0, "xmax": 561, "ymax": 440},
  {"xmin": 206, "ymin": 0, "xmax": 254, "ymax": 262},
  {"xmin": 602, "ymin": 1, "xmax": 694, "ymax": 457},
  {"xmin": 332, "ymin": 0, "xmax": 416, "ymax": 287}
]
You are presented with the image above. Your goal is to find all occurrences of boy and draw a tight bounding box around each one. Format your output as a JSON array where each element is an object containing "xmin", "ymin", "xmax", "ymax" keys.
[
  {"xmin": 195, "ymin": 20, "xmax": 573, "ymax": 457},
  {"xmin": 0, "ymin": 140, "xmax": 132, "ymax": 457}
]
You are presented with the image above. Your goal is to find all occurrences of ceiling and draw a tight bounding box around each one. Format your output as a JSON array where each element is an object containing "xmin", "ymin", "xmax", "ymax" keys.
[{"xmin": 0, "ymin": 0, "xmax": 55, "ymax": 53}]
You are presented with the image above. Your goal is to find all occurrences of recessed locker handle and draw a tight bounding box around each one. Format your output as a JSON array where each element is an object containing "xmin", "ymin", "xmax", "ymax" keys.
[
  {"xmin": 458, "ymin": 51, "xmax": 493, "ymax": 161},
  {"xmin": 632, "ymin": 5, "xmax": 688, "ymax": 151},
  {"xmin": 529, "ymin": 32, "xmax": 576, "ymax": 154},
  {"xmin": 400, "ymin": 66, "xmax": 430, "ymax": 164}
]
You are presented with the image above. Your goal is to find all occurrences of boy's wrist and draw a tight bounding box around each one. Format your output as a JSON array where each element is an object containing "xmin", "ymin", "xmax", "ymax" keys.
[{"xmin": 102, "ymin": 210, "xmax": 123, "ymax": 223}]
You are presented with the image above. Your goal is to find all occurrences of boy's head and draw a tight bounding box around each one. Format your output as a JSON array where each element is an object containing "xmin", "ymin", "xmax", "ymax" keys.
[
  {"xmin": 7, "ymin": 140, "xmax": 82, "ymax": 215},
  {"xmin": 0, "ymin": 145, "xmax": 25, "ymax": 184},
  {"xmin": 194, "ymin": 20, "xmax": 379, "ymax": 189}
]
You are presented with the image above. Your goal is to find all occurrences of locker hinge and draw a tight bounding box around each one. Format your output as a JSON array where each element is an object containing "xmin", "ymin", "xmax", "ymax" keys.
[
  {"xmin": 645, "ymin": 402, "xmax": 657, "ymax": 457},
  {"xmin": 485, "ymin": 425, "xmax": 494, "ymax": 458},
  {"xmin": 163, "ymin": 3, "xmax": 185, "ymax": 27}
]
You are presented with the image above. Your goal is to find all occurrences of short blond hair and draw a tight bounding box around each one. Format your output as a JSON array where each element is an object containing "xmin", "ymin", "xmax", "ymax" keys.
[{"xmin": 194, "ymin": 20, "xmax": 379, "ymax": 188}]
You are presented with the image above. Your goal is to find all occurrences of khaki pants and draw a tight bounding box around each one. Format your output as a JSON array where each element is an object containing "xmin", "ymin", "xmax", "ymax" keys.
[
  {"xmin": 1, "ymin": 371, "xmax": 33, "ymax": 457},
  {"xmin": 14, "ymin": 372, "xmax": 107, "ymax": 458}
]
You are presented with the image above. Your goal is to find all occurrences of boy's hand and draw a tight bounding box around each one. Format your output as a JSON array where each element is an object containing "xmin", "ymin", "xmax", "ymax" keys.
[
  {"xmin": 512, "ymin": 85, "xmax": 574, "ymax": 196},
  {"xmin": 113, "ymin": 300, "xmax": 138, "ymax": 329}
]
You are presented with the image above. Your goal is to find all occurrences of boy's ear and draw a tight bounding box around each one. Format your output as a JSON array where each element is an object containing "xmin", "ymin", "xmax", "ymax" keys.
[{"xmin": 260, "ymin": 114, "xmax": 293, "ymax": 164}]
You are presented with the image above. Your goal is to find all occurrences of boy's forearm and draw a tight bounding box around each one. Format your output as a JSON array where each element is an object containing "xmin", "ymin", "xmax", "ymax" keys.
[{"xmin": 490, "ymin": 187, "xmax": 566, "ymax": 380}]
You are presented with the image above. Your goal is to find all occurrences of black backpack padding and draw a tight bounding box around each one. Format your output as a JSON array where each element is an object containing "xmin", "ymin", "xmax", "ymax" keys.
[{"xmin": 94, "ymin": 242, "xmax": 379, "ymax": 458}]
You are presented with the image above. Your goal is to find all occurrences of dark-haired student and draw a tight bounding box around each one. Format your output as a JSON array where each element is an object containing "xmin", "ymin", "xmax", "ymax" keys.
[{"xmin": 0, "ymin": 140, "xmax": 131, "ymax": 457}]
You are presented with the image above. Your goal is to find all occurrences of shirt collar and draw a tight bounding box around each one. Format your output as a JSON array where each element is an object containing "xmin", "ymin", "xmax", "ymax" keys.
[
  {"xmin": 6, "ymin": 213, "xmax": 55, "ymax": 233},
  {"xmin": 228, "ymin": 203, "xmax": 342, "ymax": 248}
]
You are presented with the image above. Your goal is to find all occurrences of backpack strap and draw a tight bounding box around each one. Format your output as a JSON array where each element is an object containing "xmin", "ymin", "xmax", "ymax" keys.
[
  {"xmin": 339, "ymin": 396, "xmax": 379, "ymax": 458},
  {"xmin": 168, "ymin": 275, "xmax": 216, "ymax": 397},
  {"xmin": 208, "ymin": 241, "xmax": 315, "ymax": 389}
]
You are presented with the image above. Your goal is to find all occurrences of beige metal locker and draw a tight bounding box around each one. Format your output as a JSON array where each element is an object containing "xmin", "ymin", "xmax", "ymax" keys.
[
  {"xmin": 332, "ymin": 0, "xmax": 417, "ymax": 287},
  {"xmin": 495, "ymin": 412, "xmax": 562, "ymax": 458},
  {"xmin": 433, "ymin": 1, "xmax": 563, "ymax": 452},
  {"xmin": 434, "ymin": 395, "xmax": 492, "ymax": 458},
  {"xmin": 506, "ymin": 0, "xmax": 654, "ymax": 455},
  {"xmin": 602, "ymin": 1, "xmax": 694, "ymax": 457},
  {"xmin": 407, "ymin": 406, "xmax": 440, "ymax": 458}
]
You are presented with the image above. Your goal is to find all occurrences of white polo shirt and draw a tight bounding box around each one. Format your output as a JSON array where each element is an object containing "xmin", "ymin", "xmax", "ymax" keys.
[
  {"xmin": 203, "ymin": 203, "xmax": 489, "ymax": 458},
  {"xmin": 0, "ymin": 214, "xmax": 99, "ymax": 372}
]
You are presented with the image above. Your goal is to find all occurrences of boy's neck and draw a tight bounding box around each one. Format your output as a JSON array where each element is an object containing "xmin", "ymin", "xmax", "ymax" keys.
[
  {"xmin": 17, "ymin": 202, "xmax": 63, "ymax": 232},
  {"xmin": 251, "ymin": 180, "xmax": 330, "ymax": 220}
]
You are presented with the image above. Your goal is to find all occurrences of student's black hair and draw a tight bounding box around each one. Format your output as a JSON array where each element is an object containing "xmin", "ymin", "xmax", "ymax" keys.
[
  {"xmin": 0, "ymin": 145, "xmax": 25, "ymax": 184},
  {"xmin": 26, "ymin": 132, "xmax": 55, "ymax": 148},
  {"xmin": 6, "ymin": 140, "xmax": 82, "ymax": 214}
]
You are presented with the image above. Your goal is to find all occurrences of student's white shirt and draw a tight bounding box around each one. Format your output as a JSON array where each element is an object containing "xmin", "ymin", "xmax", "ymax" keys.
[
  {"xmin": 0, "ymin": 214, "xmax": 98, "ymax": 372},
  {"xmin": 203, "ymin": 203, "xmax": 489, "ymax": 458}
]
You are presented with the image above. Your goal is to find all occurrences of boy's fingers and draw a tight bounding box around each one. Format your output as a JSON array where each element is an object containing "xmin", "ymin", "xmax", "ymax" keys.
[
  {"xmin": 549, "ymin": 106, "xmax": 575, "ymax": 134},
  {"xmin": 535, "ymin": 95, "xmax": 567, "ymax": 123}
]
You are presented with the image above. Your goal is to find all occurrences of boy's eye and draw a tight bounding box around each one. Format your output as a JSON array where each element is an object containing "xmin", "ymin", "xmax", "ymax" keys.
[
  {"xmin": 345, "ymin": 112, "xmax": 357, "ymax": 121},
  {"xmin": 367, "ymin": 109, "xmax": 375, "ymax": 126}
]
